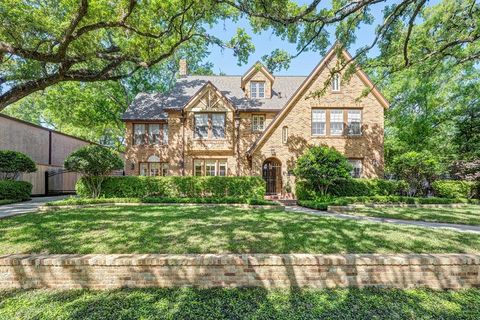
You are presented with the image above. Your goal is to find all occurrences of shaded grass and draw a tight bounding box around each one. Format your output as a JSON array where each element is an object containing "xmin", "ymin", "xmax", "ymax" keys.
[
  {"xmin": 46, "ymin": 197, "xmax": 277, "ymax": 206},
  {"xmin": 0, "ymin": 199, "xmax": 22, "ymax": 206},
  {"xmin": 348, "ymin": 205, "xmax": 480, "ymax": 225},
  {"xmin": 0, "ymin": 205, "xmax": 479, "ymax": 254},
  {"xmin": 0, "ymin": 287, "xmax": 479, "ymax": 319}
]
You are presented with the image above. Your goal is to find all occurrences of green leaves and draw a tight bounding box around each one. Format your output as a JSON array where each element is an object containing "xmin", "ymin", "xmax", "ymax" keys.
[{"xmin": 0, "ymin": 150, "xmax": 36, "ymax": 180}]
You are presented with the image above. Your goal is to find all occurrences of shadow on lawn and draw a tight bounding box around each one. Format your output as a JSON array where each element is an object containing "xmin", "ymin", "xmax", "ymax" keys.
[
  {"xmin": 0, "ymin": 205, "xmax": 479, "ymax": 254},
  {"xmin": 1, "ymin": 287, "xmax": 478, "ymax": 319}
]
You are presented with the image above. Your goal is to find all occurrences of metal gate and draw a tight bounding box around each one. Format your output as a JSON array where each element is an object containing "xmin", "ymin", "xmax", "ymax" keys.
[
  {"xmin": 44, "ymin": 169, "xmax": 125, "ymax": 195},
  {"xmin": 262, "ymin": 159, "xmax": 282, "ymax": 195}
]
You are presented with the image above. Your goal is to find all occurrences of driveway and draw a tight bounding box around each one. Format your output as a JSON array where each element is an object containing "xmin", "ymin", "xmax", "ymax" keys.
[
  {"xmin": 285, "ymin": 205, "xmax": 480, "ymax": 234},
  {"xmin": 0, "ymin": 196, "xmax": 69, "ymax": 219}
]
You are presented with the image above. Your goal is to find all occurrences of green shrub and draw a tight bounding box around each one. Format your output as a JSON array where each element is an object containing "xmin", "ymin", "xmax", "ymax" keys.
[
  {"xmin": 432, "ymin": 180, "xmax": 474, "ymax": 198},
  {"xmin": 0, "ymin": 150, "xmax": 36, "ymax": 180},
  {"xmin": 76, "ymin": 176, "xmax": 266, "ymax": 199},
  {"xmin": 0, "ymin": 180, "xmax": 32, "ymax": 200},
  {"xmin": 296, "ymin": 179, "xmax": 408, "ymax": 200}
]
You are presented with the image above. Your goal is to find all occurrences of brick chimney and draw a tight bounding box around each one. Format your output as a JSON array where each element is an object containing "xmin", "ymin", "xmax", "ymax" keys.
[{"xmin": 179, "ymin": 59, "xmax": 187, "ymax": 76}]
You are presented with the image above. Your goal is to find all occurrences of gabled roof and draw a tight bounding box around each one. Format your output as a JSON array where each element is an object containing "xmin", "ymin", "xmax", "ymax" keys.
[
  {"xmin": 240, "ymin": 62, "xmax": 275, "ymax": 88},
  {"xmin": 122, "ymin": 75, "xmax": 305, "ymax": 120},
  {"xmin": 247, "ymin": 44, "xmax": 390, "ymax": 156},
  {"xmin": 183, "ymin": 81, "xmax": 236, "ymax": 112}
]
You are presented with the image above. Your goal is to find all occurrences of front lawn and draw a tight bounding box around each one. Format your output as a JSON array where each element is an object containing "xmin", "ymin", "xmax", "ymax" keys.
[
  {"xmin": 0, "ymin": 199, "xmax": 22, "ymax": 206},
  {"xmin": 345, "ymin": 205, "xmax": 480, "ymax": 225},
  {"xmin": 0, "ymin": 288, "xmax": 479, "ymax": 319},
  {"xmin": 0, "ymin": 205, "xmax": 479, "ymax": 254}
]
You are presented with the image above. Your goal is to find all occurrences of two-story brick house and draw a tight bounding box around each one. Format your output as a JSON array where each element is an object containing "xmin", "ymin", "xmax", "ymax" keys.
[{"xmin": 122, "ymin": 44, "xmax": 389, "ymax": 195}]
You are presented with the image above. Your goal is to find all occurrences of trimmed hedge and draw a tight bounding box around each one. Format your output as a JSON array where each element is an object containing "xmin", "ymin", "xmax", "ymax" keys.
[
  {"xmin": 76, "ymin": 176, "xmax": 266, "ymax": 199},
  {"xmin": 0, "ymin": 180, "xmax": 32, "ymax": 201},
  {"xmin": 296, "ymin": 179, "xmax": 408, "ymax": 200},
  {"xmin": 432, "ymin": 180, "xmax": 474, "ymax": 199},
  {"xmin": 298, "ymin": 196, "xmax": 478, "ymax": 211}
]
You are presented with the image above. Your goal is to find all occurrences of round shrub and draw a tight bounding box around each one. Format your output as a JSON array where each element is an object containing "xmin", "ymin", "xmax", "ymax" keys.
[
  {"xmin": 431, "ymin": 180, "xmax": 474, "ymax": 198},
  {"xmin": 0, "ymin": 180, "xmax": 32, "ymax": 200},
  {"xmin": 0, "ymin": 150, "xmax": 36, "ymax": 180},
  {"xmin": 65, "ymin": 145, "xmax": 123, "ymax": 198}
]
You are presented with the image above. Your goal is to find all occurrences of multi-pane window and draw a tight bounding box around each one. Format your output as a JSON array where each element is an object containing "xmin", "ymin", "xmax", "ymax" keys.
[
  {"xmin": 133, "ymin": 123, "xmax": 168, "ymax": 145},
  {"xmin": 139, "ymin": 162, "xmax": 169, "ymax": 176},
  {"xmin": 282, "ymin": 126, "xmax": 288, "ymax": 144},
  {"xmin": 194, "ymin": 159, "xmax": 227, "ymax": 176},
  {"xmin": 348, "ymin": 159, "xmax": 362, "ymax": 178},
  {"xmin": 347, "ymin": 110, "xmax": 362, "ymax": 135},
  {"xmin": 194, "ymin": 113, "xmax": 226, "ymax": 139},
  {"xmin": 194, "ymin": 113, "xmax": 209, "ymax": 139},
  {"xmin": 332, "ymin": 73, "xmax": 340, "ymax": 92},
  {"xmin": 312, "ymin": 109, "xmax": 326, "ymax": 135},
  {"xmin": 330, "ymin": 109, "xmax": 344, "ymax": 135},
  {"xmin": 250, "ymin": 81, "xmax": 265, "ymax": 98},
  {"xmin": 133, "ymin": 124, "xmax": 146, "ymax": 145},
  {"xmin": 252, "ymin": 115, "xmax": 265, "ymax": 131},
  {"xmin": 212, "ymin": 113, "xmax": 225, "ymax": 139}
]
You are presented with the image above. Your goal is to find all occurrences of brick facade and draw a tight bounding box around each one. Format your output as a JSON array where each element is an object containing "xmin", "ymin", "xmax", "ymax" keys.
[
  {"xmin": 1, "ymin": 254, "xmax": 478, "ymax": 290},
  {"xmin": 124, "ymin": 46, "xmax": 387, "ymax": 194}
]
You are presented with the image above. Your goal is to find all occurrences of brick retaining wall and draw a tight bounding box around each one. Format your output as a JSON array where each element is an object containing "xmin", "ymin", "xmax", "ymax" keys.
[{"xmin": 0, "ymin": 254, "xmax": 479, "ymax": 290}]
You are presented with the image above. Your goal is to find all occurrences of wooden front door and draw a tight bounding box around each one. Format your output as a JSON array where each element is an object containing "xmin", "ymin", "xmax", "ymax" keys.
[{"xmin": 262, "ymin": 159, "xmax": 282, "ymax": 195}]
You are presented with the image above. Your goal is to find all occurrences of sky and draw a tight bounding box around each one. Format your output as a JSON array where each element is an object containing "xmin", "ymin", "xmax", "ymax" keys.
[{"xmin": 204, "ymin": 0, "xmax": 439, "ymax": 76}]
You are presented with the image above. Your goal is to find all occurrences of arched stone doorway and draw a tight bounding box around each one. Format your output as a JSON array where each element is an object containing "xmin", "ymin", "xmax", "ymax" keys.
[{"xmin": 262, "ymin": 158, "xmax": 282, "ymax": 195}]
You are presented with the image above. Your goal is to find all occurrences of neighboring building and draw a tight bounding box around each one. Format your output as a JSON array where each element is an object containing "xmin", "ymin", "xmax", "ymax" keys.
[
  {"xmin": 0, "ymin": 114, "xmax": 104, "ymax": 195},
  {"xmin": 122, "ymin": 44, "xmax": 389, "ymax": 195}
]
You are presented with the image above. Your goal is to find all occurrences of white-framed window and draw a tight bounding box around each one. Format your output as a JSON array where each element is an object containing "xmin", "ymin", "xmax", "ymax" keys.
[
  {"xmin": 134, "ymin": 123, "xmax": 168, "ymax": 145},
  {"xmin": 250, "ymin": 81, "xmax": 265, "ymax": 98},
  {"xmin": 133, "ymin": 124, "xmax": 146, "ymax": 145},
  {"xmin": 332, "ymin": 73, "xmax": 340, "ymax": 92},
  {"xmin": 282, "ymin": 126, "xmax": 288, "ymax": 144},
  {"xmin": 193, "ymin": 159, "xmax": 228, "ymax": 176},
  {"xmin": 139, "ymin": 162, "xmax": 169, "ymax": 176},
  {"xmin": 347, "ymin": 110, "xmax": 362, "ymax": 135},
  {"xmin": 330, "ymin": 109, "xmax": 344, "ymax": 136},
  {"xmin": 212, "ymin": 113, "xmax": 225, "ymax": 139},
  {"xmin": 194, "ymin": 113, "xmax": 209, "ymax": 139},
  {"xmin": 205, "ymin": 161, "xmax": 217, "ymax": 176},
  {"xmin": 312, "ymin": 109, "xmax": 326, "ymax": 135},
  {"xmin": 348, "ymin": 159, "xmax": 362, "ymax": 178},
  {"xmin": 252, "ymin": 115, "xmax": 265, "ymax": 131},
  {"xmin": 194, "ymin": 113, "xmax": 226, "ymax": 139}
]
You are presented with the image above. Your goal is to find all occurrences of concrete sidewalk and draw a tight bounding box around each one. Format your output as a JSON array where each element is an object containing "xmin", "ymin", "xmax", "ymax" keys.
[
  {"xmin": 285, "ymin": 205, "xmax": 480, "ymax": 234},
  {"xmin": 0, "ymin": 196, "xmax": 68, "ymax": 219}
]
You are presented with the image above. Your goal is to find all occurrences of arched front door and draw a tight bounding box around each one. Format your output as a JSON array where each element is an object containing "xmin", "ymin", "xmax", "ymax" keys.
[{"xmin": 262, "ymin": 158, "xmax": 282, "ymax": 195}]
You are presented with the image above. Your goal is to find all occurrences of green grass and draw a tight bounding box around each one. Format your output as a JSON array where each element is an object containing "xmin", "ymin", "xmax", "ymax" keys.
[
  {"xmin": 0, "ymin": 205, "xmax": 479, "ymax": 254},
  {"xmin": 346, "ymin": 205, "xmax": 480, "ymax": 225},
  {"xmin": 0, "ymin": 288, "xmax": 479, "ymax": 319},
  {"xmin": 0, "ymin": 199, "xmax": 22, "ymax": 206}
]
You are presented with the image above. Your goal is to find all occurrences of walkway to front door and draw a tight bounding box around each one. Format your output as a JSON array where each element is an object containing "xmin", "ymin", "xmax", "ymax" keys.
[{"xmin": 262, "ymin": 158, "xmax": 282, "ymax": 195}]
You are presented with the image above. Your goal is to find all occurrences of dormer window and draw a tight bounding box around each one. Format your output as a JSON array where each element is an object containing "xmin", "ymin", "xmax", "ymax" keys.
[
  {"xmin": 250, "ymin": 81, "xmax": 265, "ymax": 98},
  {"xmin": 332, "ymin": 73, "xmax": 340, "ymax": 92}
]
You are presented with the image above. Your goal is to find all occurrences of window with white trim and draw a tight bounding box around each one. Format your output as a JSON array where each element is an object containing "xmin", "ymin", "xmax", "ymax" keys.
[
  {"xmin": 348, "ymin": 159, "xmax": 362, "ymax": 178},
  {"xmin": 330, "ymin": 110, "xmax": 344, "ymax": 135},
  {"xmin": 194, "ymin": 113, "xmax": 226, "ymax": 139},
  {"xmin": 252, "ymin": 115, "xmax": 265, "ymax": 131},
  {"xmin": 193, "ymin": 159, "xmax": 228, "ymax": 176},
  {"xmin": 139, "ymin": 162, "xmax": 169, "ymax": 176},
  {"xmin": 347, "ymin": 110, "xmax": 362, "ymax": 135},
  {"xmin": 282, "ymin": 126, "xmax": 288, "ymax": 144},
  {"xmin": 133, "ymin": 123, "xmax": 168, "ymax": 145},
  {"xmin": 312, "ymin": 109, "xmax": 326, "ymax": 135},
  {"xmin": 332, "ymin": 73, "xmax": 340, "ymax": 92},
  {"xmin": 250, "ymin": 81, "xmax": 265, "ymax": 98}
]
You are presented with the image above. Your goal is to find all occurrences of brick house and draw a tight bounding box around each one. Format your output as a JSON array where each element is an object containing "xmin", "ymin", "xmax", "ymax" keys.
[{"xmin": 122, "ymin": 44, "xmax": 389, "ymax": 195}]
